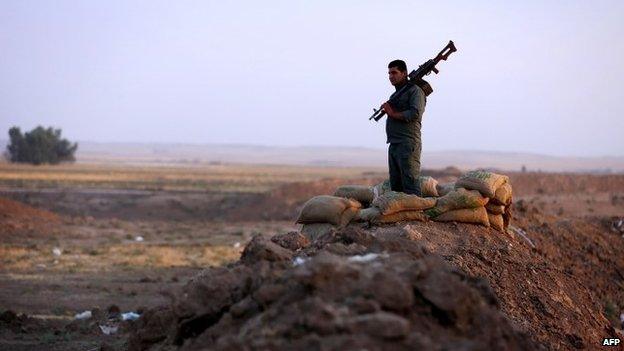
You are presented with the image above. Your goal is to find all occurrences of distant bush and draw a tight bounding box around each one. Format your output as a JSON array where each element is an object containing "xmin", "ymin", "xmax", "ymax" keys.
[{"xmin": 5, "ymin": 126, "xmax": 78, "ymax": 165}]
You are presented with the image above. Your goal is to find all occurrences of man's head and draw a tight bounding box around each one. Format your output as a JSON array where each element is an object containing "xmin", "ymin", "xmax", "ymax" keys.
[{"xmin": 388, "ymin": 59, "xmax": 408, "ymax": 86}]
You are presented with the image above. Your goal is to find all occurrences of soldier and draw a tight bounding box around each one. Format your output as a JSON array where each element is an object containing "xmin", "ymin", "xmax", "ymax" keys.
[{"xmin": 381, "ymin": 59, "xmax": 426, "ymax": 195}]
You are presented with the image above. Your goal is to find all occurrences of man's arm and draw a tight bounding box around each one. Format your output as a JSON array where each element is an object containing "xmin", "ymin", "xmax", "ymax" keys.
[
  {"xmin": 399, "ymin": 86, "xmax": 425, "ymax": 122},
  {"xmin": 382, "ymin": 86, "xmax": 425, "ymax": 122},
  {"xmin": 381, "ymin": 103, "xmax": 403, "ymax": 120}
]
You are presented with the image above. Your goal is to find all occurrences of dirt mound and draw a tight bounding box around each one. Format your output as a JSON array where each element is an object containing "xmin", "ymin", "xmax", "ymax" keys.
[
  {"xmin": 129, "ymin": 226, "xmax": 540, "ymax": 351},
  {"xmin": 0, "ymin": 197, "xmax": 60, "ymax": 238},
  {"xmin": 0, "ymin": 197, "xmax": 60, "ymax": 222}
]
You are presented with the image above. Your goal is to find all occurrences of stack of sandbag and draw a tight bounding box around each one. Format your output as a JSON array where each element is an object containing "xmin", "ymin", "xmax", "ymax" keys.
[
  {"xmin": 424, "ymin": 188, "xmax": 490, "ymax": 227},
  {"xmin": 372, "ymin": 177, "xmax": 439, "ymax": 198},
  {"xmin": 333, "ymin": 185, "xmax": 375, "ymax": 207},
  {"xmin": 357, "ymin": 191, "xmax": 436, "ymax": 224},
  {"xmin": 356, "ymin": 207, "xmax": 427, "ymax": 224},
  {"xmin": 436, "ymin": 182, "xmax": 455, "ymax": 197},
  {"xmin": 418, "ymin": 176, "xmax": 439, "ymax": 197},
  {"xmin": 373, "ymin": 191, "xmax": 437, "ymax": 214},
  {"xmin": 488, "ymin": 183, "xmax": 513, "ymax": 231},
  {"xmin": 296, "ymin": 195, "xmax": 362, "ymax": 228},
  {"xmin": 455, "ymin": 170, "xmax": 509, "ymax": 198},
  {"xmin": 372, "ymin": 180, "xmax": 391, "ymax": 199},
  {"xmin": 299, "ymin": 170, "xmax": 513, "ymax": 232},
  {"xmin": 454, "ymin": 171, "xmax": 513, "ymax": 232}
]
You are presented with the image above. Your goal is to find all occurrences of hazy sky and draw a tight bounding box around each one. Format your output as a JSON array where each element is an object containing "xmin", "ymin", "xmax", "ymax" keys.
[{"xmin": 1, "ymin": 0, "xmax": 623, "ymax": 157}]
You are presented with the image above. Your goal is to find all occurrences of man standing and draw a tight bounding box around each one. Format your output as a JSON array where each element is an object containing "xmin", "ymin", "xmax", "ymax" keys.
[{"xmin": 381, "ymin": 60, "xmax": 426, "ymax": 195}]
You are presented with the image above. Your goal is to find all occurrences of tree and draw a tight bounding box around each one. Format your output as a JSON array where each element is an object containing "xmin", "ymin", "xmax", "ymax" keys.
[{"xmin": 5, "ymin": 126, "xmax": 78, "ymax": 165}]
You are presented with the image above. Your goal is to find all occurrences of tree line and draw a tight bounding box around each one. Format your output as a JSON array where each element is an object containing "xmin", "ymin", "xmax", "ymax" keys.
[{"xmin": 5, "ymin": 126, "xmax": 78, "ymax": 165}]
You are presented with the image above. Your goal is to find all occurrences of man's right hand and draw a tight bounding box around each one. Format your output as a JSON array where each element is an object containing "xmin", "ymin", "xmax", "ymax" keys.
[{"xmin": 382, "ymin": 102, "xmax": 402, "ymax": 120}]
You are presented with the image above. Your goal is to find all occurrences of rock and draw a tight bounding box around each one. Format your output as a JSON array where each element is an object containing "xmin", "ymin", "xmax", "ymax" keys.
[
  {"xmin": 367, "ymin": 271, "xmax": 414, "ymax": 311},
  {"xmin": 346, "ymin": 297, "xmax": 380, "ymax": 315},
  {"xmin": 325, "ymin": 242, "xmax": 368, "ymax": 256},
  {"xmin": 301, "ymin": 223, "xmax": 336, "ymax": 242},
  {"xmin": 339, "ymin": 226, "xmax": 377, "ymax": 247},
  {"xmin": 229, "ymin": 297, "xmax": 259, "ymax": 319},
  {"xmin": 240, "ymin": 235, "xmax": 294, "ymax": 264},
  {"xmin": 293, "ymin": 252, "xmax": 360, "ymax": 291},
  {"xmin": 252, "ymin": 283, "xmax": 285, "ymax": 306},
  {"xmin": 298, "ymin": 297, "xmax": 344, "ymax": 335},
  {"xmin": 271, "ymin": 231, "xmax": 310, "ymax": 251},
  {"xmin": 127, "ymin": 307, "xmax": 175, "ymax": 351}
]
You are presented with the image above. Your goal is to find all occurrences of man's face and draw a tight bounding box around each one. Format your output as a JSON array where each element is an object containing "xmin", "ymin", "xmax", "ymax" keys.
[{"xmin": 388, "ymin": 67, "xmax": 407, "ymax": 86}]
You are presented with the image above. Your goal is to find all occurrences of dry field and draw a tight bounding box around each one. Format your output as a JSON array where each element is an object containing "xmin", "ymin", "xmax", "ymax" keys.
[
  {"xmin": 0, "ymin": 162, "xmax": 386, "ymax": 350},
  {"xmin": 0, "ymin": 162, "xmax": 384, "ymax": 192}
]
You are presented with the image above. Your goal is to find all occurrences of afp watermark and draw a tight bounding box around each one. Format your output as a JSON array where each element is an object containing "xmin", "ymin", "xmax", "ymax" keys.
[{"xmin": 602, "ymin": 338, "xmax": 621, "ymax": 346}]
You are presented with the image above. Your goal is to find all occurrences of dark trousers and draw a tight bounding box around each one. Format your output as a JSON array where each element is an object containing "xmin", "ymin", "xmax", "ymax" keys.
[{"xmin": 388, "ymin": 142, "xmax": 421, "ymax": 195}]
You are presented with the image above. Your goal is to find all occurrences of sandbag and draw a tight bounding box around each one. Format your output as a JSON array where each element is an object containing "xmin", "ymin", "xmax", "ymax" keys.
[
  {"xmin": 373, "ymin": 180, "xmax": 391, "ymax": 199},
  {"xmin": 436, "ymin": 182, "xmax": 455, "ymax": 197},
  {"xmin": 296, "ymin": 195, "xmax": 362, "ymax": 226},
  {"xmin": 340, "ymin": 206, "xmax": 361, "ymax": 227},
  {"xmin": 425, "ymin": 188, "xmax": 489, "ymax": 218},
  {"xmin": 492, "ymin": 183, "xmax": 513, "ymax": 206},
  {"xmin": 334, "ymin": 185, "xmax": 375, "ymax": 206},
  {"xmin": 377, "ymin": 210, "xmax": 428, "ymax": 224},
  {"xmin": 502, "ymin": 203, "xmax": 513, "ymax": 229},
  {"xmin": 355, "ymin": 207, "xmax": 382, "ymax": 223},
  {"xmin": 373, "ymin": 177, "xmax": 439, "ymax": 197},
  {"xmin": 488, "ymin": 213, "xmax": 504, "ymax": 232},
  {"xmin": 418, "ymin": 176, "xmax": 439, "ymax": 197},
  {"xmin": 372, "ymin": 191, "xmax": 437, "ymax": 215},
  {"xmin": 356, "ymin": 207, "xmax": 428, "ymax": 223},
  {"xmin": 433, "ymin": 207, "xmax": 490, "ymax": 227},
  {"xmin": 486, "ymin": 203, "xmax": 505, "ymax": 215},
  {"xmin": 455, "ymin": 170, "xmax": 509, "ymax": 198}
]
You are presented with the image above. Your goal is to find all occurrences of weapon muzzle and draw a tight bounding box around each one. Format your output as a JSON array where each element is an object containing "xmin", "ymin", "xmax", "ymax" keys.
[
  {"xmin": 439, "ymin": 40, "xmax": 457, "ymax": 60},
  {"xmin": 448, "ymin": 40, "xmax": 457, "ymax": 53}
]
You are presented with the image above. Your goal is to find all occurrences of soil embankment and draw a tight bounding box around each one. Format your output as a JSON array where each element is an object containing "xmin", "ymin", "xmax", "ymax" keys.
[
  {"xmin": 129, "ymin": 228, "xmax": 541, "ymax": 350},
  {"xmin": 130, "ymin": 207, "xmax": 624, "ymax": 350}
]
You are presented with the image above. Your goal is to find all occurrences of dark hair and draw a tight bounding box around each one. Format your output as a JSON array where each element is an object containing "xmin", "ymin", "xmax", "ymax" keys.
[{"xmin": 388, "ymin": 59, "xmax": 407, "ymax": 72}]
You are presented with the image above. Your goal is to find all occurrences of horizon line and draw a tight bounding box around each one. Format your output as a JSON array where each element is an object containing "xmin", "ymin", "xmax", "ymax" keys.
[{"xmin": 1, "ymin": 138, "xmax": 623, "ymax": 159}]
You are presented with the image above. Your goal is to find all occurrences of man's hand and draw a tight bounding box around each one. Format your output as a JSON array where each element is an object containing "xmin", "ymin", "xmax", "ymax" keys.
[{"xmin": 381, "ymin": 102, "xmax": 402, "ymax": 120}]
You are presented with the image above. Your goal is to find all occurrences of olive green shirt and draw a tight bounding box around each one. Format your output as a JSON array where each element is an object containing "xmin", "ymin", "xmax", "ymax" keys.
[{"xmin": 385, "ymin": 82, "xmax": 426, "ymax": 144}]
